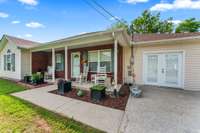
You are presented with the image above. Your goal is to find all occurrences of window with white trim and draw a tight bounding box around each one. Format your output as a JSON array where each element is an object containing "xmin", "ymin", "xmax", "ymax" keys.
[
  {"xmin": 55, "ymin": 53, "xmax": 64, "ymax": 71},
  {"xmin": 88, "ymin": 51, "xmax": 98, "ymax": 72},
  {"xmin": 4, "ymin": 49, "xmax": 15, "ymax": 72},
  {"xmin": 88, "ymin": 49, "xmax": 112, "ymax": 73}
]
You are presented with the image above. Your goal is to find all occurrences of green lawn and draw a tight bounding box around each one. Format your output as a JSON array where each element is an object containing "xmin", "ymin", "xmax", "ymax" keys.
[{"xmin": 0, "ymin": 79, "xmax": 103, "ymax": 133}]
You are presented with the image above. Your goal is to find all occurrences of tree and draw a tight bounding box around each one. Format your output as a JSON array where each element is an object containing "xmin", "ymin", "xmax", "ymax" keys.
[
  {"xmin": 175, "ymin": 18, "xmax": 200, "ymax": 33},
  {"xmin": 109, "ymin": 20, "xmax": 130, "ymax": 34},
  {"xmin": 129, "ymin": 10, "xmax": 174, "ymax": 34}
]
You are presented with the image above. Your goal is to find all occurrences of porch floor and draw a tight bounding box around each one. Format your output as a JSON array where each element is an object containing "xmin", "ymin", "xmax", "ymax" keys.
[{"xmin": 72, "ymin": 82, "xmax": 94, "ymax": 90}]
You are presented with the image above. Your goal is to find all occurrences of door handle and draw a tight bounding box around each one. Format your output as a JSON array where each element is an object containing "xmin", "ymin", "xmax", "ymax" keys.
[{"xmin": 161, "ymin": 68, "xmax": 165, "ymax": 73}]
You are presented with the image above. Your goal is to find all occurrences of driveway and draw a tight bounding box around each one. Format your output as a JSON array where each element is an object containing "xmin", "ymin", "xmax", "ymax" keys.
[{"xmin": 120, "ymin": 86, "xmax": 200, "ymax": 133}]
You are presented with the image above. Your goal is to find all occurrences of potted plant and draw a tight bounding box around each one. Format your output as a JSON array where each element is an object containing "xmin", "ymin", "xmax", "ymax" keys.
[
  {"xmin": 38, "ymin": 73, "xmax": 44, "ymax": 84},
  {"xmin": 57, "ymin": 79, "xmax": 72, "ymax": 94},
  {"xmin": 90, "ymin": 85, "xmax": 106, "ymax": 102},
  {"xmin": 24, "ymin": 74, "xmax": 31, "ymax": 83},
  {"xmin": 77, "ymin": 89, "xmax": 84, "ymax": 97},
  {"xmin": 31, "ymin": 73, "xmax": 40, "ymax": 85}
]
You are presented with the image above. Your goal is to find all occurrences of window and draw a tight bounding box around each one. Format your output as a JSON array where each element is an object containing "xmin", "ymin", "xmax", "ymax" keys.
[
  {"xmin": 4, "ymin": 49, "xmax": 15, "ymax": 72},
  {"xmin": 55, "ymin": 54, "xmax": 64, "ymax": 71},
  {"xmin": 88, "ymin": 49, "xmax": 112, "ymax": 73},
  {"xmin": 100, "ymin": 50, "xmax": 112, "ymax": 72},
  {"xmin": 88, "ymin": 51, "xmax": 98, "ymax": 72},
  {"xmin": 7, "ymin": 54, "xmax": 11, "ymax": 71}
]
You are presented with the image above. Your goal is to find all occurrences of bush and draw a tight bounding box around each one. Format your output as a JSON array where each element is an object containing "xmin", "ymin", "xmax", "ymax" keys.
[
  {"xmin": 31, "ymin": 73, "xmax": 44, "ymax": 85},
  {"xmin": 90, "ymin": 85, "xmax": 106, "ymax": 91},
  {"xmin": 77, "ymin": 89, "xmax": 84, "ymax": 97}
]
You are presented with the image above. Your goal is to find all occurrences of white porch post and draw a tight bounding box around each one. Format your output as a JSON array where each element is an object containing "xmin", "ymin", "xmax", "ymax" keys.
[
  {"xmin": 52, "ymin": 48, "xmax": 55, "ymax": 82},
  {"xmin": 114, "ymin": 39, "xmax": 118, "ymax": 84},
  {"xmin": 65, "ymin": 46, "xmax": 68, "ymax": 80},
  {"xmin": 30, "ymin": 51, "xmax": 32, "ymax": 75}
]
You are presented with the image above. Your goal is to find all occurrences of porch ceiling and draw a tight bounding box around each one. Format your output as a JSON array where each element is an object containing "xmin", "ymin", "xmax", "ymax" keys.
[{"xmin": 67, "ymin": 40, "xmax": 114, "ymax": 49}]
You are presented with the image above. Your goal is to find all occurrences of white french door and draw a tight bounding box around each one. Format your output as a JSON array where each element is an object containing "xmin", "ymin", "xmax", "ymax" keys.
[
  {"xmin": 144, "ymin": 52, "xmax": 183, "ymax": 88},
  {"xmin": 71, "ymin": 52, "xmax": 80, "ymax": 78}
]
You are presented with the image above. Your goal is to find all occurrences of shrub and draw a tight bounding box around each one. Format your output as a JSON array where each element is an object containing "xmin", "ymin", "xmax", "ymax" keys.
[
  {"xmin": 77, "ymin": 89, "xmax": 84, "ymax": 97},
  {"xmin": 90, "ymin": 85, "xmax": 106, "ymax": 91}
]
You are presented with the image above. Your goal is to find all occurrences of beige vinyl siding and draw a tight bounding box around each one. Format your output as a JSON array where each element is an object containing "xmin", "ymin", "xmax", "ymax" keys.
[
  {"xmin": 133, "ymin": 40, "xmax": 200, "ymax": 91},
  {"xmin": 123, "ymin": 46, "xmax": 131, "ymax": 83},
  {"xmin": 21, "ymin": 50, "xmax": 31, "ymax": 79}
]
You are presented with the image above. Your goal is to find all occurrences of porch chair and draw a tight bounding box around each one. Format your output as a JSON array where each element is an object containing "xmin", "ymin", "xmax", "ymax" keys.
[{"xmin": 96, "ymin": 66, "xmax": 107, "ymax": 84}]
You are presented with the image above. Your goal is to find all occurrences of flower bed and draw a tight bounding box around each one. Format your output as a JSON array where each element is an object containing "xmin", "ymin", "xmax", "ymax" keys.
[
  {"xmin": 18, "ymin": 81, "xmax": 53, "ymax": 89},
  {"xmin": 50, "ymin": 85, "xmax": 130, "ymax": 111}
]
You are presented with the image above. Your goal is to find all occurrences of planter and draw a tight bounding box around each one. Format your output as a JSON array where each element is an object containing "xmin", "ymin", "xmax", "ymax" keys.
[
  {"xmin": 90, "ymin": 85, "xmax": 106, "ymax": 102},
  {"xmin": 57, "ymin": 80, "xmax": 72, "ymax": 94},
  {"xmin": 38, "ymin": 78, "xmax": 44, "ymax": 84},
  {"xmin": 24, "ymin": 76, "xmax": 31, "ymax": 83}
]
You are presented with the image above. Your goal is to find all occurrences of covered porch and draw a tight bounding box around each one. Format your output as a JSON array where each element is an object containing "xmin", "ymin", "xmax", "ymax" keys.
[{"xmin": 30, "ymin": 29, "xmax": 130, "ymax": 88}]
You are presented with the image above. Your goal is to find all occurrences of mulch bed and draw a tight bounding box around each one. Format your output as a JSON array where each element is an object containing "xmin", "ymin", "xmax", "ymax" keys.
[
  {"xmin": 50, "ymin": 85, "xmax": 130, "ymax": 111},
  {"xmin": 18, "ymin": 81, "xmax": 53, "ymax": 89}
]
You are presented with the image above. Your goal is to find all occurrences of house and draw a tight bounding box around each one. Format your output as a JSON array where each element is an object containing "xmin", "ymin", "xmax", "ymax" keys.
[
  {"xmin": 0, "ymin": 29, "xmax": 131, "ymax": 84},
  {"xmin": 0, "ymin": 35, "xmax": 39, "ymax": 80},
  {"xmin": 0, "ymin": 29, "xmax": 200, "ymax": 91},
  {"xmin": 132, "ymin": 32, "xmax": 200, "ymax": 91}
]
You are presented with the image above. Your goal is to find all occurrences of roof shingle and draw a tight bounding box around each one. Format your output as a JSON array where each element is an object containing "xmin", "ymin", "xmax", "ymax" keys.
[
  {"xmin": 132, "ymin": 32, "xmax": 200, "ymax": 42},
  {"xmin": 5, "ymin": 35, "xmax": 40, "ymax": 49}
]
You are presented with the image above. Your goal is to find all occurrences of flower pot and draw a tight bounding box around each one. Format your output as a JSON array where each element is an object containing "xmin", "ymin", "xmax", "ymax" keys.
[
  {"xmin": 90, "ymin": 86, "xmax": 106, "ymax": 102},
  {"xmin": 57, "ymin": 80, "xmax": 72, "ymax": 94},
  {"xmin": 24, "ymin": 76, "xmax": 31, "ymax": 83}
]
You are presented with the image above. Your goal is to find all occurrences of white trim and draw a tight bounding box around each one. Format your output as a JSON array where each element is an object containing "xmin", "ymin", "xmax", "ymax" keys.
[
  {"xmin": 52, "ymin": 48, "xmax": 55, "ymax": 82},
  {"xmin": 142, "ymin": 50, "xmax": 185, "ymax": 88},
  {"xmin": 114, "ymin": 39, "xmax": 118, "ymax": 84},
  {"xmin": 132, "ymin": 36, "xmax": 200, "ymax": 45},
  {"xmin": 88, "ymin": 49, "xmax": 112, "ymax": 73},
  {"xmin": 30, "ymin": 52, "xmax": 32, "ymax": 75},
  {"xmin": 65, "ymin": 46, "xmax": 68, "ymax": 80},
  {"xmin": 71, "ymin": 52, "xmax": 80, "ymax": 78}
]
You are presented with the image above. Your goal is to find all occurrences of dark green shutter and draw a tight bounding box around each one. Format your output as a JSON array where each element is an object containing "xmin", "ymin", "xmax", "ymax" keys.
[
  {"xmin": 11, "ymin": 54, "xmax": 15, "ymax": 71},
  {"xmin": 4, "ymin": 55, "xmax": 6, "ymax": 71}
]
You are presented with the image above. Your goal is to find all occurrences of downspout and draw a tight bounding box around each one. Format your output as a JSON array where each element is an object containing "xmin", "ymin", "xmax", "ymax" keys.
[{"xmin": 130, "ymin": 33, "xmax": 137, "ymax": 87}]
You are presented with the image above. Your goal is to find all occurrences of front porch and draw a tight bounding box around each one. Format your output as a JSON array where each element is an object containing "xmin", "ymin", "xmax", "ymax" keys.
[{"xmin": 31, "ymin": 40, "xmax": 123, "ymax": 86}]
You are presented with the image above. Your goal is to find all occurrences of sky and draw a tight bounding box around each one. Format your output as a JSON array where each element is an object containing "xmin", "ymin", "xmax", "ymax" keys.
[{"xmin": 0, "ymin": 0, "xmax": 200, "ymax": 42}]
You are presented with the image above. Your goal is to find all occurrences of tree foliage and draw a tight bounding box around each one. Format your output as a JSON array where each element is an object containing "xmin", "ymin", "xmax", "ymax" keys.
[
  {"xmin": 109, "ymin": 20, "xmax": 130, "ymax": 34},
  {"xmin": 175, "ymin": 18, "xmax": 200, "ymax": 33},
  {"xmin": 109, "ymin": 10, "xmax": 200, "ymax": 34},
  {"xmin": 130, "ymin": 10, "xmax": 174, "ymax": 34}
]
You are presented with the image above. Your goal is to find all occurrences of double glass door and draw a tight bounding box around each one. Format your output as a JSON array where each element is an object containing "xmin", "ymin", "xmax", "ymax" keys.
[{"xmin": 144, "ymin": 52, "xmax": 183, "ymax": 88}]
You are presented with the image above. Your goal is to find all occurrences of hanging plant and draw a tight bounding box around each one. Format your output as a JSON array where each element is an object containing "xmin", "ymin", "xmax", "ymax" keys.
[{"xmin": 74, "ymin": 54, "xmax": 79, "ymax": 58}]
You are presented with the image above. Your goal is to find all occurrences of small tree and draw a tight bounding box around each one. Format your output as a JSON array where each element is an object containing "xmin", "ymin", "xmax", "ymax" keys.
[
  {"xmin": 108, "ymin": 20, "xmax": 130, "ymax": 34},
  {"xmin": 175, "ymin": 18, "xmax": 200, "ymax": 33},
  {"xmin": 130, "ymin": 10, "xmax": 174, "ymax": 34}
]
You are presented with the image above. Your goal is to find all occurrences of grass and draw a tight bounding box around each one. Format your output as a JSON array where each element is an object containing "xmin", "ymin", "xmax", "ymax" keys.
[{"xmin": 0, "ymin": 79, "xmax": 104, "ymax": 133}]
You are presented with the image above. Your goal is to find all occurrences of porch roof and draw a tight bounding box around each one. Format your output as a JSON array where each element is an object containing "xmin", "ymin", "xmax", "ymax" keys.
[
  {"xmin": 131, "ymin": 32, "xmax": 200, "ymax": 46},
  {"xmin": 30, "ymin": 29, "xmax": 131, "ymax": 52}
]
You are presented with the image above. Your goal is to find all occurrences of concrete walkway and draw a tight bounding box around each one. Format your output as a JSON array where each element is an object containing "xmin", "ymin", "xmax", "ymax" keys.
[{"xmin": 12, "ymin": 85, "xmax": 124, "ymax": 133}]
